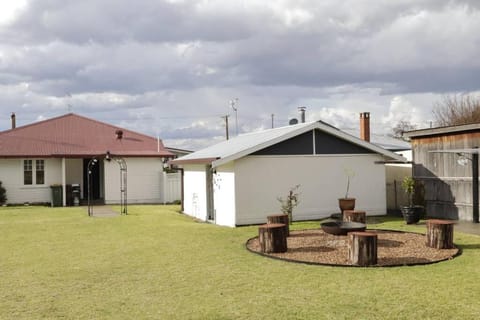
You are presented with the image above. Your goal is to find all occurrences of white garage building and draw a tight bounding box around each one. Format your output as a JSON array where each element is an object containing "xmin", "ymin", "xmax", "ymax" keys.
[{"xmin": 172, "ymin": 119, "xmax": 406, "ymax": 227}]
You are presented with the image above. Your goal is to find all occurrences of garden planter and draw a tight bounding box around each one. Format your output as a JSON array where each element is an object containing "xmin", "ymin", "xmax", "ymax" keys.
[
  {"xmin": 401, "ymin": 206, "xmax": 420, "ymax": 224},
  {"xmin": 338, "ymin": 198, "xmax": 355, "ymax": 214}
]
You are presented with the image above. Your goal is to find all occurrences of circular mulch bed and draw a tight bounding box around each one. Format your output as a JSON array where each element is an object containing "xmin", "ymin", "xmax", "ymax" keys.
[{"xmin": 246, "ymin": 229, "xmax": 461, "ymax": 267}]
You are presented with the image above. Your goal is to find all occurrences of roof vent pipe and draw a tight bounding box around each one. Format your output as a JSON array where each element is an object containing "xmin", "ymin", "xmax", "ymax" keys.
[
  {"xmin": 360, "ymin": 112, "xmax": 370, "ymax": 142},
  {"xmin": 298, "ymin": 107, "xmax": 306, "ymax": 123},
  {"xmin": 11, "ymin": 113, "xmax": 16, "ymax": 129}
]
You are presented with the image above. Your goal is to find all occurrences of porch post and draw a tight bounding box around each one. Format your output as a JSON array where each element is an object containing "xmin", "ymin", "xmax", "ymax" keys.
[{"xmin": 62, "ymin": 158, "xmax": 67, "ymax": 207}]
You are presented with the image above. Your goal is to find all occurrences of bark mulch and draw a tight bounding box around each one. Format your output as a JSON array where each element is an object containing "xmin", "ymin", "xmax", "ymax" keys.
[{"xmin": 246, "ymin": 229, "xmax": 460, "ymax": 267}]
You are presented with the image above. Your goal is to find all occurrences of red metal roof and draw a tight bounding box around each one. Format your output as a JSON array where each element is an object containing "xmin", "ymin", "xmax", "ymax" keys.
[{"xmin": 0, "ymin": 113, "xmax": 173, "ymax": 158}]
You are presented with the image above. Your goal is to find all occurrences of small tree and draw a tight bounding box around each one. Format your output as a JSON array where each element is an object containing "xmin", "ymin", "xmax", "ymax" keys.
[
  {"xmin": 343, "ymin": 168, "xmax": 355, "ymax": 198},
  {"xmin": 401, "ymin": 176, "xmax": 415, "ymax": 207},
  {"xmin": 0, "ymin": 181, "xmax": 7, "ymax": 205},
  {"xmin": 277, "ymin": 185, "xmax": 300, "ymax": 225},
  {"xmin": 392, "ymin": 120, "xmax": 417, "ymax": 140}
]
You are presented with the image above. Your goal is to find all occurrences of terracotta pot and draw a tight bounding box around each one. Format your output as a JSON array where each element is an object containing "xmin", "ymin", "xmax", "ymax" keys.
[{"xmin": 338, "ymin": 198, "xmax": 356, "ymax": 213}]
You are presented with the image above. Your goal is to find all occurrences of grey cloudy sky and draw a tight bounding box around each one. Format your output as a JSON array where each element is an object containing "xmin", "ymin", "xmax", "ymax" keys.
[{"xmin": 1, "ymin": 0, "xmax": 479, "ymax": 150}]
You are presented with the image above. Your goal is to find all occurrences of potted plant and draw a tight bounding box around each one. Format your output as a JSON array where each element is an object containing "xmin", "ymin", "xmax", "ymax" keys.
[
  {"xmin": 338, "ymin": 168, "xmax": 355, "ymax": 214},
  {"xmin": 401, "ymin": 176, "xmax": 421, "ymax": 224}
]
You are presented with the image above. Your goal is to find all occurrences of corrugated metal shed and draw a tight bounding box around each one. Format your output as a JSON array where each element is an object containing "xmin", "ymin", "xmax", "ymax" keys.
[{"xmin": 0, "ymin": 113, "xmax": 173, "ymax": 158}]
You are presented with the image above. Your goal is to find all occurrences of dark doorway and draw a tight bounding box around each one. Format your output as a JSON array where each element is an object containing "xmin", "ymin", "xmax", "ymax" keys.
[{"xmin": 83, "ymin": 158, "xmax": 101, "ymax": 200}]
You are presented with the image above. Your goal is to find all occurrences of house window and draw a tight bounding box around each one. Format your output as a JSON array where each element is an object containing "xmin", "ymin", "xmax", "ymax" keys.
[
  {"xmin": 24, "ymin": 160, "xmax": 33, "ymax": 185},
  {"xmin": 23, "ymin": 159, "xmax": 46, "ymax": 185},
  {"xmin": 36, "ymin": 160, "xmax": 45, "ymax": 185}
]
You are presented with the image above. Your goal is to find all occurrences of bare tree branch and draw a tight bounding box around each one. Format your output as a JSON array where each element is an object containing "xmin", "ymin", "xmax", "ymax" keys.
[{"xmin": 432, "ymin": 94, "xmax": 480, "ymax": 126}]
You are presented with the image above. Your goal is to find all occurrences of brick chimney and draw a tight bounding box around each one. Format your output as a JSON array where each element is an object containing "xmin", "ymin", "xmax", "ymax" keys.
[
  {"xmin": 360, "ymin": 112, "xmax": 370, "ymax": 142},
  {"xmin": 115, "ymin": 129, "xmax": 123, "ymax": 139},
  {"xmin": 11, "ymin": 113, "xmax": 16, "ymax": 129}
]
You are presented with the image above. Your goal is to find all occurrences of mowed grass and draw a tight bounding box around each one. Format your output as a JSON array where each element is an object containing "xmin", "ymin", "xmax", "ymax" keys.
[{"xmin": 1, "ymin": 206, "xmax": 480, "ymax": 319}]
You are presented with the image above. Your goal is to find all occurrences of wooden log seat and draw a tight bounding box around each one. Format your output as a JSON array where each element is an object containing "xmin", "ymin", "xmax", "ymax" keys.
[
  {"xmin": 348, "ymin": 231, "xmax": 378, "ymax": 266},
  {"xmin": 258, "ymin": 223, "xmax": 288, "ymax": 253},
  {"xmin": 343, "ymin": 210, "xmax": 366, "ymax": 224},
  {"xmin": 426, "ymin": 219, "xmax": 455, "ymax": 249},
  {"xmin": 267, "ymin": 214, "xmax": 290, "ymax": 236}
]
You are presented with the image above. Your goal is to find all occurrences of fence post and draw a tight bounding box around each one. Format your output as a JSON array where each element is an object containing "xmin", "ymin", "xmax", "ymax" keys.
[{"xmin": 162, "ymin": 171, "xmax": 167, "ymax": 205}]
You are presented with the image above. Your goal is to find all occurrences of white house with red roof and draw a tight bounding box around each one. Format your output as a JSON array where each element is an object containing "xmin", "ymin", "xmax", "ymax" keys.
[{"xmin": 0, "ymin": 113, "xmax": 174, "ymax": 206}]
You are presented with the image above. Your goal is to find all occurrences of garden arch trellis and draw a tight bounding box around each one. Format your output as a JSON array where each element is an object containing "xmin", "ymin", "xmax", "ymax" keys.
[{"xmin": 87, "ymin": 152, "xmax": 127, "ymax": 216}]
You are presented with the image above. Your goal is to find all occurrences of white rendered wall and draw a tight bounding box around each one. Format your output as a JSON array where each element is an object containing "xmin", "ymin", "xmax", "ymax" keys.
[
  {"xmin": 0, "ymin": 158, "xmax": 62, "ymax": 204},
  {"xmin": 212, "ymin": 163, "xmax": 236, "ymax": 227},
  {"xmin": 182, "ymin": 164, "xmax": 208, "ymax": 221},
  {"xmin": 104, "ymin": 157, "xmax": 164, "ymax": 204},
  {"xmin": 234, "ymin": 154, "xmax": 387, "ymax": 225}
]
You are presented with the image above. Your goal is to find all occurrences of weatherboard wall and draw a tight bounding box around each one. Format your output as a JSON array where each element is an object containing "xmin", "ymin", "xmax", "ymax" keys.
[
  {"xmin": 104, "ymin": 157, "xmax": 164, "ymax": 204},
  {"xmin": 0, "ymin": 158, "xmax": 62, "ymax": 204}
]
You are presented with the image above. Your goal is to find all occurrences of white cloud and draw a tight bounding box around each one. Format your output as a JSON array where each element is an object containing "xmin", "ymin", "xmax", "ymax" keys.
[
  {"xmin": 0, "ymin": 0, "xmax": 27, "ymax": 25},
  {"xmin": 0, "ymin": 1, "xmax": 479, "ymax": 150}
]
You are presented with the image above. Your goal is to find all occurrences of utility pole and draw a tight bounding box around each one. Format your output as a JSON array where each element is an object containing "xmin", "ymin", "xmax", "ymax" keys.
[
  {"xmin": 271, "ymin": 114, "xmax": 274, "ymax": 128},
  {"xmin": 222, "ymin": 115, "xmax": 230, "ymax": 140}
]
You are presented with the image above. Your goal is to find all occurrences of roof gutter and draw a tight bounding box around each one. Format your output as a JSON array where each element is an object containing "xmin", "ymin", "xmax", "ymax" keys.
[{"xmin": 170, "ymin": 157, "xmax": 219, "ymax": 166}]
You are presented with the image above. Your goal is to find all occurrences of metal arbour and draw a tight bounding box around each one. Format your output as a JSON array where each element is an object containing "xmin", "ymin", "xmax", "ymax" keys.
[
  {"xmin": 87, "ymin": 152, "xmax": 128, "ymax": 216},
  {"xmin": 115, "ymin": 156, "xmax": 127, "ymax": 214},
  {"xmin": 87, "ymin": 157, "xmax": 98, "ymax": 216},
  {"xmin": 106, "ymin": 151, "xmax": 127, "ymax": 215}
]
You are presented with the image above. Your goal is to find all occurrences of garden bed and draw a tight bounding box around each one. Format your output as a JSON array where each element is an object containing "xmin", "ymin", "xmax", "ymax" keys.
[{"xmin": 246, "ymin": 229, "xmax": 460, "ymax": 267}]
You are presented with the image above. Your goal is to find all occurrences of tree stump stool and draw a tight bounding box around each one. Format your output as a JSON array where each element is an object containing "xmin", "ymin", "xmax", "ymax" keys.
[
  {"xmin": 258, "ymin": 223, "xmax": 287, "ymax": 253},
  {"xmin": 267, "ymin": 214, "xmax": 289, "ymax": 236},
  {"xmin": 343, "ymin": 210, "xmax": 366, "ymax": 224},
  {"xmin": 348, "ymin": 231, "xmax": 378, "ymax": 266},
  {"xmin": 426, "ymin": 219, "xmax": 455, "ymax": 249}
]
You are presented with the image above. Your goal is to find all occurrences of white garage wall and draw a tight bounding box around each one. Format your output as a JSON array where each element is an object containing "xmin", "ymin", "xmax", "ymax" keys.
[
  {"xmin": 234, "ymin": 154, "xmax": 386, "ymax": 225},
  {"xmin": 182, "ymin": 164, "xmax": 208, "ymax": 221},
  {"xmin": 213, "ymin": 163, "xmax": 236, "ymax": 227},
  {"xmin": 104, "ymin": 157, "xmax": 164, "ymax": 204}
]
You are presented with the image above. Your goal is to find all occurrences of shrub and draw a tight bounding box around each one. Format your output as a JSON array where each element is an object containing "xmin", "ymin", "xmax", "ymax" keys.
[{"xmin": 0, "ymin": 181, "xmax": 7, "ymax": 205}]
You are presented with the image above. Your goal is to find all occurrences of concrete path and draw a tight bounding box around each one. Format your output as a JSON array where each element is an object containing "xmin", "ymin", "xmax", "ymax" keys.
[
  {"xmin": 455, "ymin": 221, "xmax": 480, "ymax": 236},
  {"xmin": 87, "ymin": 205, "xmax": 119, "ymax": 217}
]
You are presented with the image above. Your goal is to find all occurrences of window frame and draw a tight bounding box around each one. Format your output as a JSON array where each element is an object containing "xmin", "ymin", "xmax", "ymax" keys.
[
  {"xmin": 23, "ymin": 159, "xmax": 33, "ymax": 185},
  {"xmin": 23, "ymin": 159, "xmax": 46, "ymax": 186}
]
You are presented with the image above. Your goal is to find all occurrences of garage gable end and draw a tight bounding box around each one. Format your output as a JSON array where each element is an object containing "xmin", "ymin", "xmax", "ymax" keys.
[
  {"xmin": 252, "ymin": 131, "xmax": 314, "ymax": 155},
  {"xmin": 315, "ymin": 129, "xmax": 374, "ymax": 154},
  {"xmin": 251, "ymin": 129, "xmax": 374, "ymax": 156}
]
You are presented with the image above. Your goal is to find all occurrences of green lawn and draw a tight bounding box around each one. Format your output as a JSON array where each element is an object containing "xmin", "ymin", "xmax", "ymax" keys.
[{"xmin": 1, "ymin": 205, "xmax": 480, "ymax": 319}]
